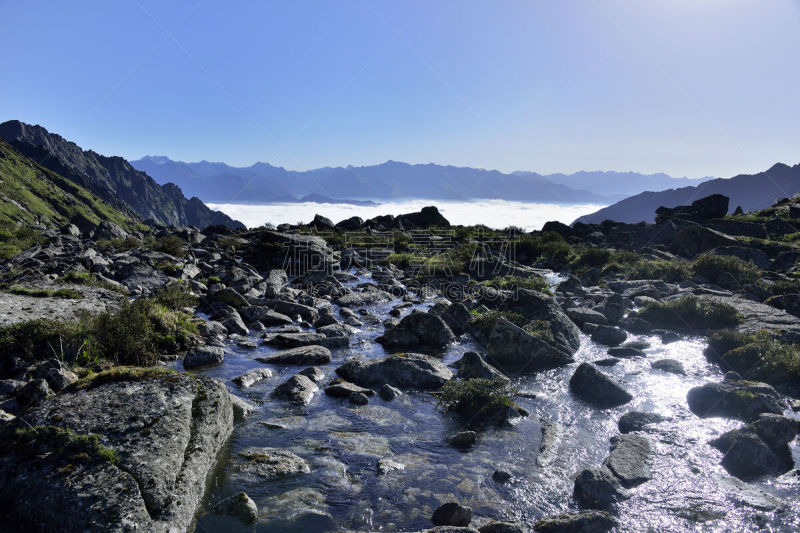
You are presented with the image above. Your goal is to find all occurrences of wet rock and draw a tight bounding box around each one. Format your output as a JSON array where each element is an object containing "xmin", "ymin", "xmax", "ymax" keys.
[
  {"xmin": 316, "ymin": 323, "xmax": 352, "ymax": 348},
  {"xmin": 272, "ymin": 374, "xmax": 319, "ymax": 405},
  {"xmin": 4, "ymin": 370, "xmax": 233, "ymax": 532},
  {"xmin": 534, "ymin": 510, "xmax": 616, "ymax": 533},
  {"xmin": 449, "ymin": 431, "xmax": 477, "ymax": 448},
  {"xmin": 499, "ymin": 289, "xmax": 582, "ymax": 353},
  {"xmin": 478, "ymin": 521, "xmax": 524, "ymax": 533},
  {"xmin": 492, "ymin": 470, "xmax": 511, "ymax": 482},
  {"xmin": 325, "ymin": 381, "xmax": 374, "ymax": 398},
  {"xmin": 272, "ymin": 300, "xmax": 319, "ymax": 323},
  {"xmin": 198, "ymin": 319, "xmax": 227, "ymax": 338},
  {"xmin": 297, "ymin": 366, "xmax": 325, "ymax": 384},
  {"xmin": 183, "ymin": 345, "xmax": 225, "ymax": 369},
  {"xmin": 242, "ymin": 306, "xmax": 293, "ymax": 326},
  {"xmin": 440, "ymin": 302, "xmax": 472, "ymax": 335},
  {"xmin": 671, "ymin": 226, "xmax": 740, "ymax": 257},
  {"xmin": 232, "ymin": 368, "xmax": 272, "ymax": 388},
  {"xmin": 263, "ymin": 331, "xmax": 327, "ymax": 348},
  {"xmin": 236, "ymin": 340, "xmax": 257, "ymax": 350},
  {"xmin": 213, "ymin": 287, "xmax": 250, "ymax": 309},
  {"xmin": 379, "ymin": 311, "xmax": 457, "ymax": 350},
  {"xmin": 348, "ymin": 391, "xmax": 369, "ymax": 405},
  {"xmin": 216, "ymin": 492, "xmax": 259, "ymax": 525},
  {"xmin": 0, "ymin": 409, "xmax": 14, "ymax": 423},
  {"xmin": 618, "ymin": 411, "xmax": 667, "ymax": 434},
  {"xmin": 377, "ymin": 458, "xmax": 405, "ymax": 475},
  {"xmin": 220, "ymin": 311, "xmax": 249, "ymax": 336},
  {"xmin": 569, "ymin": 363, "xmax": 632, "ymax": 408},
  {"xmin": 566, "ymin": 307, "xmax": 608, "ymax": 327},
  {"xmin": 257, "ymin": 345, "xmax": 332, "ymax": 365},
  {"xmin": 591, "ymin": 325, "xmax": 627, "ymax": 346},
  {"xmin": 573, "ymin": 467, "xmax": 629, "ymax": 510},
  {"xmin": 603, "ymin": 434, "xmax": 651, "ymax": 488},
  {"xmin": 619, "ymin": 316, "xmax": 654, "ymax": 334},
  {"xmin": 607, "ymin": 346, "xmax": 644, "ymax": 358},
  {"xmin": 486, "ymin": 317, "xmax": 574, "ymax": 374},
  {"xmin": 378, "ymin": 384, "xmax": 402, "ymax": 401},
  {"xmin": 230, "ymin": 394, "xmax": 256, "ymax": 421},
  {"xmin": 687, "ymin": 379, "xmax": 785, "ymax": 422},
  {"xmin": 594, "ymin": 358, "xmax": 620, "ymax": 367},
  {"xmin": 651, "ymin": 358, "xmax": 685, "ymax": 375},
  {"xmin": 749, "ymin": 414, "xmax": 798, "ymax": 448},
  {"xmin": 236, "ymin": 447, "xmax": 310, "ymax": 480},
  {"xmin": 431, "ymin": 502, "xmax": 473, "ymax": 527},
  {"xmin": 43, "ymin": 366, "xmax": 78, "ymax": 392},
  {"xmin": 456, "ymin": 352, "xmax": 509, "ymax": 382},
  {"xmin": 336, "ymin": 353, "xmax": 453, "ymax": 390},
  {"xmin": 718, "ymin": 433, "xmax": 780, "ymax": 478}
]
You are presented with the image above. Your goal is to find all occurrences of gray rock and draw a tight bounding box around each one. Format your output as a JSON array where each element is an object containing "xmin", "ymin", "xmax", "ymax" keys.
[
  {"xmin": 230, "ymin": 394, "xmax": 256, "ymax": 421},
  {"xmin": 235, "ymin": 447, "xmax": 310, "ymax": 480},
  {"xmin": 486, "ymin": 317, "xmax": 574, "ymax": 375},
  {"xmin": 4, "ymin": 370, "xmax": 233, "ymax": 532},
  {"xmin": 197, "ymin": 319, "xmax": 227, "ymax": 338},
  {"xmin": 232, "ymin": 368, "xmax": 272, "ymax": 388},
  {"xmin": 478, "ymin": 521, "xmax": 524, "ymax": 533},
  {"xmin": 534, "ymin": 510, "xmax": 616, "ymax": 533},
  {"xmin": 216, "ymin": 492, "xmax": 259, "ymax": 524},
  {"xmin": 348, "ymin": 391, "xmax": 369, "ymax": 405},
  {"xmin": 379, "ymin": 312, "xmax": 457, "ymax": 350},
  {"xmin": 607, "ymin": 346, "xmax": 644, "ymax": 358},
  {"xmin": 378, "ymin": 384, "xmax": 402, "ymax": 401},
  {"xmin": 573, "ymin": 467, "xmax": 629, "ymax": 510},
  {"xmin": 566, "ymin": 307, "xmax": 608, "ymax": 327},
  {"xmin": 377, "ymin": 458, "xmax": 405, "ymax": 475},
  {"xmin": 456, "ymin": 351, "xmax": 509, "ymax": 381},
  {"xmin": 449, "ymin": 431, "xmax": 477, "ymax": 448},
  {"xmin": 336, "ymin": 353, "xmax": 453, "ymax": 390},
  {"xmin": 750, "ymin": 414, "xmax": 798, "ymax": 448},
  {"xmin": 16, "ymin": 378, "xmax": 52, "ymax": 407},
  {"xmin": 325, "ymin": 381, "xmax": 374, "ymax": 398},
  {"xmin": 272, "ymin": 374, "xmax": 319, "ymax": 405},
  {"xmin": 431, "ymin": 502, "xmax": 473, "ymax": 527},
  {"xmin": 618, "ymin": 316, "xmax": 654, "ymax": 334},
  {"xmin": 297, "ymin": 366, "xmax": 326, "ymax": 384},
  {"xmin": 93, "ymin": 220, "xmax": 128, "ymax": 240},
  {"xmin": 183, "ymin": 346, "xmax": 225, "ymax": 369},
  {"xmin": 44, "ymin": 367, "xmax": 78, "ymax": 392},
  {"xmin": 440, "ymin": 302, "xmax": 472, "ymax": 335},
  {"xmin": 499, "ymin": 289, "xmax": 582, "ymax": 352},
  {"xmin": 263, "ymin": 331, "xmax": 327, "ymax": 348},
  {"xmin": 569, "ymin": 363, "xmax": 632, "ymax": 408},
  {"xmin": 316, "ymin": 323, "xmax": 352, "ymax": 348},
  {"xmin": 719, "ymin": 432, "xmax": 780, "ymax": 478},
  {"xmin": 591, "ymin": 325, "xmax": 627, "ymax": 346},
  {"xmin": 220, "ymin": 311, "xmax": 249, "ymax": 336},
  {"xmin": 492, "ymin": 470, "xmax": 511, "ymax": 482},
  {"xmin": 618, "ymin": 411, "xmax": 667, "ymax": 434},
  {"xmin": 651, "ymin": 358, "xmax": 685, "ymax": 375},
  {"xmin": 687, "ymin": 379, "xmax": 785, "ymax": 421},
  {"xmin": 271, "ymin": 300, "xmax": 319, "ymax": 323},
  {"xmin": 213, "ymin": 287, "xmax": 250, "ymax": 309},
  {"xmin": 242, "ymin": 306, "xmax": 293, "ymax": 326},
  {"xmin": 603, "ymin": 434, "xmax": 651, "ymax": 488},
  {"xmin": 257, "ymin": 345, "xmax": 332, "ymax": 365}
]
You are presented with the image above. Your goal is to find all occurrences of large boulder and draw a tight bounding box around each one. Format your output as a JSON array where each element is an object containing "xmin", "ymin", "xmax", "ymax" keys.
[
  {"xmin": 534, "ymin": 510, "xmax": 616, "ymax": 533},
  {"xmin": 569, "ymin": 363, "xmax": 632, "ymax": 408},
  {"xmin": 498, "ymin": 290, "xmax": 581, "ymax": 353},
  {"xmin": 618, "ymin": 411, "xmax": 668, "ymax": 434},
  {"xmin": 183, "ymin": 346, "xmax": 225, "ymax": 369},
  {"xmin": 718, "ymin": 432, "xmax": 781, "ymax": 478},
  {"xmin": 692, "ymin": 194, "xmax": 730, "ymax": 219},
  {"xmin": 456, "ymin": 352, "xmax": 509, "ymax": 382},
  {"xmin": 272, "ymin": 374, "xmax": 319, "ymax": 405},
  {"xmin": 603, "ymin": 434, "xmax": 651, "ymax": 488},
  {"xmin": 378, "ymin": 312, "xmax": 457, "ymax": 351},
  {"xmin": 671, "ymin": 226, "xmax": 740, "ymax": 258},
  {"xmin": 0, "ymin": 369, "xmax": 233, "ymax": 532},
  {"xmin": 591, "ymin": 325, "xmax": 627, "ymax": 346},
  {"xmin": 485, "ymin": 318, "xmax": 574, "ymax": 375},
  {"xmin": 336, "ymin": 353, "xmax": 453, "ymax": 390},
  {"xmin": 573, "ymin": 467, "xmax": 629, "ymax": 510},
  {"xmin": 431, "ymin": 502, "xmax": 472, "ymax": 527},
  {"xmin": 687, "ymin": 379, "xmax": 785, "ymax": 422},
  {"xmin": 395, "ymin": 206, "xmax": 451, "ymax": 228}
]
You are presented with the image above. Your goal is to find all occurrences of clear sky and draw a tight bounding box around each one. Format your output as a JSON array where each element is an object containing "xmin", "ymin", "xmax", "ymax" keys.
[{"xmin": 1, "ymin": 1, "xmax": 798, "ymax": 178}]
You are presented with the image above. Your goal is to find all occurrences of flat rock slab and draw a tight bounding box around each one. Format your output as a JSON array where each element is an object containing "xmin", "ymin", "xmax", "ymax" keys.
[
  {"xmin": 232, "ymin": 368, "xmax": 273, "ymax": 388},
  {"xmin": 0, "ymin": 287, "xmax": 120, "ymax": 328},
  {"xmin": 273, "ymin": 374, "xmax": 319, "ymax": 405},
  {"xmin": 257, "ymin": 345, "xmax": 332, "ymax": 365},
  {"xmin": 604, "ymin": 434, "xmax": 652, "ymax": 488},
  {"xmin": 0, "ymin": 369, "xmax": 233, "ymax": 532},
  {"xmin": 335, "ymin": 353, "xmax": 453, "ymax": 390},
  {"xmin": 324, "ymin": 381, "xmax": 374, "ymax": 398},
  {"xmin": 687, "ymin": 379, "xmax": 786, "ymax": 422},
  {"xmin": 234, "ymin": 447, "xmax": 310, "ymax": 482},
  {"xmin": 263, "ymin": 332, "xmax": 328, "ymax": 348},
  {"xmin": 699, "ymin": 294, "xmax": 800, "ymax": 340}
]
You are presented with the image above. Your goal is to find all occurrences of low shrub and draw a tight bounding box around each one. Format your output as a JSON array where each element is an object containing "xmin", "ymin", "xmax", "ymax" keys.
[
  {"xmin": 706, "ymin": 330, "xmax": 800, "ymax": 384},
  {"xmin": 153, "ymin": 282, "xmax": 198, "ymax": 310},
  {"xmin": 468, "ymin": 310, "xmax": 527, "ymax": 339},
  {"xmin": 636, "ymin": 296, "xmax": 741, "ymax": 331},
  {"xmin": 438, "ymin": 378, "xmax": 518, "ymax": 424},
  {"xmin": 153, "ymin": 235, "xmax": 186, "ymax": 257},
  {"xmin": 0, "ymin": 318, "xmax": 85, "ymax": 363},
  {"xmin": 6, "ymin": 286, "xmax": 83, "ymax": 299},
  {"xmin": 0, "ymin": 223, "xmax": 45, "ymax": 260},
  {"xmin": 692, "ymin": 253, "xmax": 760, "ymax": 283},
  {"xmin": 480, "ymin": 275, "xmax": 551, "ymax": 295},
  {"xmin": 622, "ymin": 259, "xmax": 691, "ymax": 282}
]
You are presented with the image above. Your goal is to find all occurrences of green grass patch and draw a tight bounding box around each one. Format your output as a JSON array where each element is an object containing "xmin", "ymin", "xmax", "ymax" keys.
[
  {"xmin": 618, "ymin": 259, "xmax": 692, "ymax": 282},
  {"xmin": 480, "ymin": 275, "xmax": 551, "ymax": 295},
  {"xmin": 438, "ymin": 378, "xmax": 518, "ymax": 424},
  {"xmin": 705, "ymin": 330, "xmax": 800, "ymax": 384},
  {"xmin": 0, "ymin": 222, "xmax": 45, "ymax": 259},
  {"xmin": 67, "ymin": 366, "xmax": 182, "ymax": 392},
  {"xmin": 636, "ymin": 295, "xmax": 741, "ymax": 331},
  {"xmin": 152, "ymin": 282, "xmax": 198, "ymax": 310},
  {"xmin": 0, "ymin": 425, "xmax": 118, "ymax": 465},
  {"xmin": 692, "ymin": 253, "xmax": 760, "ymax": 283}
]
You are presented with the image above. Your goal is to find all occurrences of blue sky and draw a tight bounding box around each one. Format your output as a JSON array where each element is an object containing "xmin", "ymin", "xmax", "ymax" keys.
[{"xmin": 1, "ymin": 1, "xmax": 798, "ymax": 178}]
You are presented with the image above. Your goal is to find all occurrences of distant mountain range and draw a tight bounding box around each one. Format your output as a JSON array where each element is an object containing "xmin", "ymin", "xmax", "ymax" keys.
[
  {"xmin": 575, "ymin": 162, "xmax": 800, "ymax": 225},
  {"xmin": 131, "ymin": 156, "xmax": 710, "ymax": 205},
  {"xmin": 0, "ymin": 121, "xmax": 243, "ymax": 229}
]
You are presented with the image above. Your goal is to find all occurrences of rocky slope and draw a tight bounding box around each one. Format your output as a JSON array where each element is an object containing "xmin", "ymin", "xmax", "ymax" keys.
[
  {"xmin": 575, "ymin": 162, "xmax": 800, "ymax": 224},
  {"xmin": 0, "ymin": 121, "xmax": 244, "ymax": 230}
]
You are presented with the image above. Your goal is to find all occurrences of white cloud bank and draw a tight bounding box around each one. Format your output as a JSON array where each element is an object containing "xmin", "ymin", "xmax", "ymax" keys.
[{"xmin": 208, "ymin": 200, "xmax": 606, "ymax": 232}]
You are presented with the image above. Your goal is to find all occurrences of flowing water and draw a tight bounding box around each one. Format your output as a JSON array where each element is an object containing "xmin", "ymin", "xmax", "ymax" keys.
[{"xmin": 188, "ymin": 271, "xmax": 800, "ymax": 532}]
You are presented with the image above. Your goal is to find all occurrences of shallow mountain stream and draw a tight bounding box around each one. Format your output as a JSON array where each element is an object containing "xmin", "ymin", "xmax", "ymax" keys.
[{"xmin": 187, "ymin": 271, "xmax": 800, "ymax": 532}]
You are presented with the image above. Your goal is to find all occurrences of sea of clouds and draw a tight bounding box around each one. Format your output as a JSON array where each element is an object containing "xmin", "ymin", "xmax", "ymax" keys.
[{"xmin": 208, "ymin": 199, "xmax": 606, "ymax": 232}]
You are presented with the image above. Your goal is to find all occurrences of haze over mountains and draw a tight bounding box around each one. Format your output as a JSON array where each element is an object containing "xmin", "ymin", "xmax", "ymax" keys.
[
  {"xmin": 575, "ymin": 162, "xmax": 800, "ymax": 225},
  {"xmin": 131, "ymin": 156, "xmax": 710, "ymax": 206}
]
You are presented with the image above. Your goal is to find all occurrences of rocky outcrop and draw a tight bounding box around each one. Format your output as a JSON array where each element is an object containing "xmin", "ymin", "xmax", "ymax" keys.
[
  {"xmin": 485, "ymin": 318, "xmax": 574, "ymax": 374},
  {"xmin": 687, "ymin": 379, "xmax": 786, "ymax": 422},
  {"xmin": 0, "ymin": 368, "xmax": 233, "ymax": 532},
  {"xmin": 378, "ymin": 311, "xmax": 456, "ymax": 351},
  {"xmin": 569, "ymin": 363, "xmax": 633, "ymax": 408},
  {"xmin": 497, "ymin": 289, "xmax": 581, "ymax": 353},
  {"xmin": 336, "ymin": 353, "xmax": 453, "ymax": 390}
]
